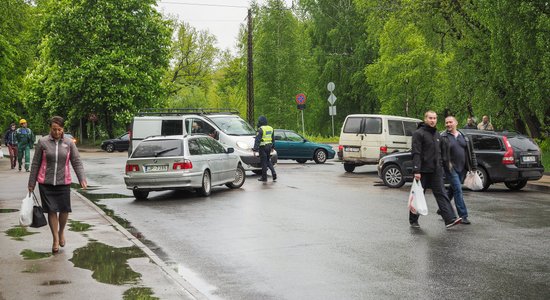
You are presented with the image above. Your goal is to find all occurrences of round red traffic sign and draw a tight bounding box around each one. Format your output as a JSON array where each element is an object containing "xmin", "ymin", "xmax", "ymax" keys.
[{"xmin": 295, "ymin": 93, "xmax": 306, "ymax": 105}]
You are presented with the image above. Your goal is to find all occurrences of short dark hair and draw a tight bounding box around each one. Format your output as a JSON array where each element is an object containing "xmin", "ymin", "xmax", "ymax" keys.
[{"xmin": 50, "ymin": 116, "xmax": 65, "ymax": 127}]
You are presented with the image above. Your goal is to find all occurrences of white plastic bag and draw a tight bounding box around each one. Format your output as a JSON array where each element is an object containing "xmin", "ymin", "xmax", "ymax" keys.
[
  {"xmin": 464, "ymin": 171, "xmax": 483, "ymax": 191},
  {"xmin": 408, "ymin": 179, "xmax": 428, "ymax": 216},
  {"xmin": 19, "ymin": 192, "xmax": 33, "ymax": 227}
]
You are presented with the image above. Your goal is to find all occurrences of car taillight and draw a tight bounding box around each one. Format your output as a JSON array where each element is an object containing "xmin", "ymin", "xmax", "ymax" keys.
[
  {"xmin": 502, "ymin": 136, "xmax": 515, "ymax": 165},
  {"xmin": 338, "ymin": 145, "xmax": 343, "ymax": 152},
  {"xmin": 173, "ymin": 160, "xmax": 193, "ymax": 170},
  {"xmin": 125, "ymin": 164, "xmax": 139, "ymax": 173},
  {"xmin": 380, "ymin": 146, "xmax": 388, "ymax": 155}
]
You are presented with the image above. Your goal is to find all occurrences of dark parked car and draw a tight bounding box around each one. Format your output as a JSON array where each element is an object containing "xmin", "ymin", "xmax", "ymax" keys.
[
  {"xmin": 274, "ymin": 129, "xmax": 336, "ymax": 164},
  {"xmin": 101, "ymin": 133, "xmax": 130, "ymax": 153},
  {"xmin": 377, "ymin": 130, "xmax": 544, "ymax": 191}
]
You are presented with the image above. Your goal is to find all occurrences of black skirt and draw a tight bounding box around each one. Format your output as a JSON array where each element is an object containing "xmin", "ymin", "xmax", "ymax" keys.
[{"xmin": 38, "ymin": 184, "xmax": 71, "ymax": 213}]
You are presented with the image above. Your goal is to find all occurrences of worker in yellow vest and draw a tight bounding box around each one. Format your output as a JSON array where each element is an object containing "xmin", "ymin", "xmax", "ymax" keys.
[{"xmin": 253, "ymin": 116, "xmax": 277, "ymax": 182}]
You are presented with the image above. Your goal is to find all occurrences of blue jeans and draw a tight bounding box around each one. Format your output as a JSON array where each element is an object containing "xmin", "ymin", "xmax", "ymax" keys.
[{"xmin": 446, "ymin": 168, "xmax": 468, "ymax": 218}]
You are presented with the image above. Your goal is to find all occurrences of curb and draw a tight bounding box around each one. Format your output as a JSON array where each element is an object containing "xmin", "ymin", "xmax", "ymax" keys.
[
  {"xmin": 525, "ymin": 183, "xmax": 550, "ymax": 193},
  {"xmin": 73, "ymin": 190, "xmax": 208, "ymax": 300}
]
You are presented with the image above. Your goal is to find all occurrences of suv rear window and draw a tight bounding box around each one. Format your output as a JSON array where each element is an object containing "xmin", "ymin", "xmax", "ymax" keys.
[
  {"xmin": 132, "ymin": 140, "xmax": 183, "ymax": 158},
  {"xmin": 507, "ymin": 136, "xmax": 540, "ymax": 151},
  {"xmin": 472, "ymin": 135, "xmax": 502, "ymax": 151}
]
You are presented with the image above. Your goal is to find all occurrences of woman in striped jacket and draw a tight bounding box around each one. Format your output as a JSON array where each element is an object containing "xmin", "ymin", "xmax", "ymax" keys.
[{"xmin": 28, "ymin": 116, "xmax": 87, "ymax": 254}]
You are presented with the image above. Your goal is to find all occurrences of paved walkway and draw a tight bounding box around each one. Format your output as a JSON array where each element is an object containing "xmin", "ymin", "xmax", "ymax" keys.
[{"xmin": 0, "ymin": 156, "xmax": 204, "ymax": 300}]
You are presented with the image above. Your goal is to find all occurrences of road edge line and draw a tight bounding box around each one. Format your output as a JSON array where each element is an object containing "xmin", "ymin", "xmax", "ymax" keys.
[{"xmin": 73, "ymin": 190, "xmax": 209, "ymax": 300}]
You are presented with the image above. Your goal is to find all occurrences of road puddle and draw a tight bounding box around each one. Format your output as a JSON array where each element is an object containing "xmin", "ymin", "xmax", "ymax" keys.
[
  {"xmin": 123, "ymin": 287, "xmax": 159, "ymax": 300},
  {"xmin": 68, "ymin": 219, "xmax": 93, "ymax": 232},
  {"xmin": 0, "ymin": 208, "xmax": 19, "ymax": 213},
  {"xmin": 5, "ymin": 226, "xmax": 38, "ymax": 241},
  {"xmin": 70, "ymin": 241, "xmax": 146, "ymax": 285},
  {"xmin": 20, "ymin": 249, "xmax": 52, "ymax": 260},
  {"xmin": 77, "ymin": 189, "xmax": 132, "ymax": 229}
]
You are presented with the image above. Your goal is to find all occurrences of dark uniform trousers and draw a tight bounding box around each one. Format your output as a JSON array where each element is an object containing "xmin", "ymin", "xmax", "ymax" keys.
[
  {"xmin": 259, "ymin": 144, "xmax": 276, "ymax": 180},
  {"xmin": 409, "ymin": 168, "xmax": 456, "ymax": 225}
]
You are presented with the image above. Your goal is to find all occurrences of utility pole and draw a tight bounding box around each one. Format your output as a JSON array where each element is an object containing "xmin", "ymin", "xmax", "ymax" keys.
[{"xmin": 247, "ymin": 9, "xmax": 254, "ymax": 126}]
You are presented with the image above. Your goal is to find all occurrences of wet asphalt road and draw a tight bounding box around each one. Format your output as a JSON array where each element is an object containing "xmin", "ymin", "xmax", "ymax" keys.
[{"xmin": 80, "ymin": 151, "xmax": 550, "ymax": 299}]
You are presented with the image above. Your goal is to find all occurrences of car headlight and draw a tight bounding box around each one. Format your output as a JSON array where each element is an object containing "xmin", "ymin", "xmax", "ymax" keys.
[{"xmin": 236, "ymin": 141, "xmax": 250, "ymax": 150}]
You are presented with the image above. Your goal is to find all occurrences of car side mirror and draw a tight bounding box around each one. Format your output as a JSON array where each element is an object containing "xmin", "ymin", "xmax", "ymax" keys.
[{"xmin": 226, "ymin": 147, "xmax": 234, "ymax": 154}]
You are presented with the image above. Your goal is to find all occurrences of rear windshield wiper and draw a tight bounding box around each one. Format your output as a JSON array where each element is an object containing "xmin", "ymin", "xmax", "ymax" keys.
[{"xmin": 154, "ymin": 147, "xmax": 177, "ymax": 157}]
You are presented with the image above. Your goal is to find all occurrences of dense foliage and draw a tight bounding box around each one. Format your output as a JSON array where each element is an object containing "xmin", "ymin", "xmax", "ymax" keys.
[{"xmin": 1, "ymin": 0, "xmax": 548, "ymax": 140}]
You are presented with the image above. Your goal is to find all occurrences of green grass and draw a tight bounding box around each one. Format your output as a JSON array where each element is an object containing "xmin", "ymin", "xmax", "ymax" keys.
[{"xmin": 303, "ymin": 134, "xmax": 339, "ymax": 144}]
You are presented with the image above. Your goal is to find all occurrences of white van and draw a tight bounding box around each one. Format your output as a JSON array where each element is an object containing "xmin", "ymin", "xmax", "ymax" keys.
[
  {"xmin": 338, "ymin": 114, "xmax": 421, "ymax": 172},
  {"xmin": 130, "ymin": 108, "xmax": 277, "ymax": 172}
]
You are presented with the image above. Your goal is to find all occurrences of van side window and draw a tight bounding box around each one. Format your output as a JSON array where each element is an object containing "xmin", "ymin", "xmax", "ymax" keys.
[
  {"xmin": 343, "ymin": 117, "xmax": 362, "ymax": 133},
  {"xmin": 404, "ymin": 122, "xmax": 417, "ymax": 136},
  {"xmin": 388, "ymin": 120, "xmax": 404, "ymax": 136},
  {"xmin": 161, "ymin": 120, "xmax": 183, "ymax": 136},
  {"xmin": 364, "ymin": 118, "xmax": 382, "ymax": 134},
  {"xmin": 472, "ymin": 135, "xmax": 502, "ymax": 151}
]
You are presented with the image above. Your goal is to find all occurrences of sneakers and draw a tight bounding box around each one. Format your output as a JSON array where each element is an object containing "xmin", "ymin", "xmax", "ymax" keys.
[
  {"xmin": 461, "ymin": 217, "xmax": 471, "ymax": 225},
  {"xmin": 273, "ymin": 175, "xmax": 277, "ymax": 181},
  {"xmin": 410, "ymin": 222, "xmax": 420, "ymax": 228},
  {"xmin": 445, "ymin": 217, "xmax": 462, "ymax": 228}
]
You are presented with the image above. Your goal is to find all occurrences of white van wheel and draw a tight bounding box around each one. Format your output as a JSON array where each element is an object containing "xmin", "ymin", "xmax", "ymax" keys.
[{"xmin": 344, "ymin": 163, "xmax": 355, "ymax": 173}]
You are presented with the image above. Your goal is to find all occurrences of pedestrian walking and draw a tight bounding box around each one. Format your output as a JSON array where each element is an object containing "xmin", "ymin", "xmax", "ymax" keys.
[
  {"xmin": 410, "ymin": 111, "xmax": 462, "ymax": 229},
  {"xmin": 477, "ymin": 115, "xmax": 494, "ymax": 131},
  {"xmin": 28, "ymin": 116, "xmax": 87, "ymax": 254},
  {"xmin": 441, "ymin": 116, "xmax": 478, "ymax": 225},
  {"xmin": 463, "ymin": 117, "xmax": 477, "ymax": 129},
  {"xmin": 253, "ymin": 115, "xmax": 277, "ymax": 182},
  {"xmin": 15, "ymin": 119, "xmax": 35, "ymax": 171},
  {"xmin": 4, "ymin": 123, "xmax": 18, "ymax": 169}
]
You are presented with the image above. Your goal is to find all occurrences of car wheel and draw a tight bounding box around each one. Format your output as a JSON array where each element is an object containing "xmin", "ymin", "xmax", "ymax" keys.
[
  {"xmin": 132, "ymin": 190, "xmax": 149, "ymax": 200},
  {"xmin": 226, "ymin": 165, "xmax": 246, "ymax": 189},
  {"xmin": 197, "ymin": 170, "xmax": 211, "ymax": 196},
  {"xmin": 504, "ymin": 179, "xmax": 527, "ymax": 191},
  {"xmin": 296, "ymin": 159, "xmax": 307, "ymax": 164},
  {"xmin": 313, "ymin": 149, "xmax": 327, "ymax": 164},
  {"xmin": 252, "ymin": 170, "xmax": 263, "ymax": 175},
  {"xmin": 475, "ymin": 168, "xmax": 490, "ymax": 191},
  {"xmin": 344, "ymin": 163, "xmax": 355, "ymax": 173},
  {"xmin": 105, "ymin": 143, "xmax": 115, "ymax": 153},
  {"xmin": 382, "ymin": 164, "xmax": 405, "ymax": 188}
]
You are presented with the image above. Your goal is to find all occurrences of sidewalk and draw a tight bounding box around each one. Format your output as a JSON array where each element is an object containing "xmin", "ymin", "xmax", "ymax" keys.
[{"xmin": 0, "ymin": 157, "xmax": 204, "ymax": 300}]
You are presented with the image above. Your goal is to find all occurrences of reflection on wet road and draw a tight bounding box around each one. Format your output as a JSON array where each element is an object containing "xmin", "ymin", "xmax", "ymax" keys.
[{"xmin": 81, "ymin": 152, "xmax": 550, "ymax": 299}]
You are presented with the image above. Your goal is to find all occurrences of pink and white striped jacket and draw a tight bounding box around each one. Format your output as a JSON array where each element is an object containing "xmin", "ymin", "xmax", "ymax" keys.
[{"xmin": 28, "ymin": 135, "xmax": 86, "ymax": 189}]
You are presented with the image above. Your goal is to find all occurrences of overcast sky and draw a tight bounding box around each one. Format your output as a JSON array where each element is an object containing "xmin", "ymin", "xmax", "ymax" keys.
[{"xmin": 156, "ymin": 0, "xmax": 294, "ymax": 52}]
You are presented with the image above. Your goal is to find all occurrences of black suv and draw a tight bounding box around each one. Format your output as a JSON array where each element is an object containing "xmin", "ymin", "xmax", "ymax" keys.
[{"xmin": 377, "ymin": 130, "xmax": 544, "ymax": 191}]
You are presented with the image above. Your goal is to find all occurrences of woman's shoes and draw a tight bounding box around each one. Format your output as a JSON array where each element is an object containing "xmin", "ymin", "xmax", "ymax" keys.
[
  {"xmin": 52, "ymin": 247, "xmax": 59, "ymax": 254},
  {"xmin": 59, "ymin": 240, "xmax": 65, "ymax": 247}
]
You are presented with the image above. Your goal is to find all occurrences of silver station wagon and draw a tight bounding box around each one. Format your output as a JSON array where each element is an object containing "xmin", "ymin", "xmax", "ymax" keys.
[{"xmin": 124, "ymin": 135, "xmax": 245, "ymax": 199}]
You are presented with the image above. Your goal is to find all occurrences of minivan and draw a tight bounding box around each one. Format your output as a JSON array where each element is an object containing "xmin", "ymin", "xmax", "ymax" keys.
[
  {"xmin": 130, "ymin": 108, "xmax": 277, "ymax": 172},
  {"xmin": 338, "ymin": 114, "xmax": 421, "ymax": 172}
]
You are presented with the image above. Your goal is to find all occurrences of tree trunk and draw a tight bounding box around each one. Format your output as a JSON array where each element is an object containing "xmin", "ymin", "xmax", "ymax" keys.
[
  {"xmin": 522, "ymin": 113, "xmax": 542, "ymax": 139},
  {"xmin": 81, "ymin": 118, "xmax": 88, "ymax": 142}
]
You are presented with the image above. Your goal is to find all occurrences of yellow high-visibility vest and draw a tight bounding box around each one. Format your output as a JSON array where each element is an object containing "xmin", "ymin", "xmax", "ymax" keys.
[{"xmin": 260, "ymin": 125, "xmax": 273, "ymax": 145}]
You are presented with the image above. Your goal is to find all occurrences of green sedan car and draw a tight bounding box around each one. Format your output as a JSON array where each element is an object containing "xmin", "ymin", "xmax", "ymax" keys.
[{"xmin": 273, "ymin": 129, "xmax": 336, "ymax": 164}]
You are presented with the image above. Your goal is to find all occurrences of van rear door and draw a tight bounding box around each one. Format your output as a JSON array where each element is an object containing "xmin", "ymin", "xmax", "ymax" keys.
[{"xmin": 340, "ymin": 116, "xmax": 382, "ymax": 163}]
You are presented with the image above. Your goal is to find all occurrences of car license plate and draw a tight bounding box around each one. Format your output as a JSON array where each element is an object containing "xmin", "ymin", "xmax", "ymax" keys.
[
  {"xmin": 145, "ymin": 165, "xmax": 168, "ymax": 172},
  {"xmin": 344, "ymin": 147, "xmax": 360, "ymax": 152},
  {"xmin": 521, "ymin": 156, "xmax": 536, "ymax": 162}
]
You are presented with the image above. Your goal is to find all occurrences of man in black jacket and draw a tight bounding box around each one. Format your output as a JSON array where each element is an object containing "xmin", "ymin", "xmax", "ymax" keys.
[
  {"xmin": 440, "ymin": 116, "xmax": 477, "ymax": 224},
  {"xmin": 410, "ymin": 111, "xmax": 462, "ymax": 228}
]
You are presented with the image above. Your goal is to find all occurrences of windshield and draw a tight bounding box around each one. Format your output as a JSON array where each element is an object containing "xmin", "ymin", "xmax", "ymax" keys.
[{"xmin": 210, "ymin": 116, "xmax": 256, "ymax": 136}]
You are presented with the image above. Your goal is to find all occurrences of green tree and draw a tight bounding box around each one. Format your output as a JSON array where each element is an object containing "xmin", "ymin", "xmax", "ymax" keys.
[{"xmin": 26, "ymin": 0, "xmax": 172, "ymax": 138}]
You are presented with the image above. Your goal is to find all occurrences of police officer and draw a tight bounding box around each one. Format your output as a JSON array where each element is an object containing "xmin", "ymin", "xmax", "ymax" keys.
[
  {"xmin": 253, "ymin": 116, "xmax": 277, "ymax": 182},
  {"xmin": 16, "ymin": 119, "xmax": 35, "ymax": 172}
]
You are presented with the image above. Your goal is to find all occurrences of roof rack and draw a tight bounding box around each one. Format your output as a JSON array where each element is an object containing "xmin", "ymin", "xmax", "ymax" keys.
[{"xmin": 137, "ymin": 108, "xmax": 239, "ymax": 116}]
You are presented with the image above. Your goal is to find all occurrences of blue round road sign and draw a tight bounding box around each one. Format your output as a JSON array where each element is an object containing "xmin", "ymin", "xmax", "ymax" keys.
[{"xmin": 295, "ymin": 93, "xmax": 306, "ymax": 105}]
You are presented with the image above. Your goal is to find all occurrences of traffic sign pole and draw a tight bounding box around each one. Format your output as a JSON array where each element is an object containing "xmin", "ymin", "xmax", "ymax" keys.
[{"xmin": 327, "ymin": 82, "xmax": 337, "ymax": 136}]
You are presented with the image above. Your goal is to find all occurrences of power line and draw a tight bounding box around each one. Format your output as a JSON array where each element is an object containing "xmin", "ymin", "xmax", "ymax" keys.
[{"xmin": 161, "ymin": 1, "xmax": 248, "ymax": 9}]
